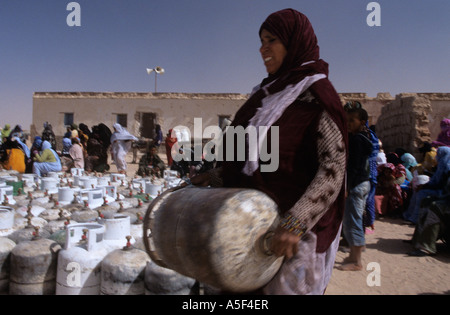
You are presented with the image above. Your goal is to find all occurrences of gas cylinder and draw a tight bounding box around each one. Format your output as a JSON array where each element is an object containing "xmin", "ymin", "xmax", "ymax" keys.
[
  {"xmin": 99, "ymin": 214, "xmax": 135, "ymax": 251},
  {"xmin": 0, "ymin": 237, "xmax": 15, "ymax": 293},
  {"xmin": 143, "ymin": 186, "xmax": 284, "ymax": 293},
  {"xmin": 9, "ymin": 228, "xmax": 61, "ymax": 295},
  {"xmin": 0, "ymin": 185, "xmax": 16, "ymax": 206},
  {"xmin": 56, "ymin": 223, "xmax": 108, "ymax": 295},
  {"xmin": 100, "ymin": 236, "xmax": 150, "ymax": 295},
  {"xmin": 0, "ymin": 206, "xmax": 15, "ymax": 237},
  {"xmin": 144, "ymin": 260, "xmax": 196, "ymax": 295},
  {"xmin": 40, "ymin": 177, "xmax": 59, "ymax": 195},
  {"xmin": 8, "ymin": 217, "xmax": 50, "ymax": 244}
]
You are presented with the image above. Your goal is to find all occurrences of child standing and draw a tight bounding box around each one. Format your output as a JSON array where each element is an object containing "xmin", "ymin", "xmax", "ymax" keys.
[{"xmin": 340, "ymin": 107, "xmax": 373, "ymax": 271}]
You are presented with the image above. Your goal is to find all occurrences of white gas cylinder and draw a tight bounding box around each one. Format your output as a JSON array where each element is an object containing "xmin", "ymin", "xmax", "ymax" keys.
[
  {"xmin": 0, "ymin": 186, "xmax": 15, "ymax": 206},
  {"xmin": 56, "ymin": 223, "xmax": 108, "ymax": 295},
  {"xmin": 40, "ymin": 178, "xmax": 59, "ymax": 195},
  {"xmin": 0, "ymin": 206, "xmax": 15, "ymax": 237},
  {"xmin": 99, "ymin": 214, "xmax": 135, "ymax": 251}
]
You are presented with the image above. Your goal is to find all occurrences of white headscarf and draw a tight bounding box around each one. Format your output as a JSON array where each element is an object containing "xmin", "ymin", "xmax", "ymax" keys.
[{"xmin": 110, "ymin": 123, "xmax": 138, "ymax": 143}]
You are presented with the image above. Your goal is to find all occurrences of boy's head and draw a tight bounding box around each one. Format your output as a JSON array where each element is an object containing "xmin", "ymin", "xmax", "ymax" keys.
[{"xmin": 346, "ymin": 107, "xmax": 368, "ymax": 134}]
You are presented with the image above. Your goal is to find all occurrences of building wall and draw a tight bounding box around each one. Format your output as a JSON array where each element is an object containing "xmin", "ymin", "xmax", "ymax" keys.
[
  {"xmin": 32, "ymin": 91, "xmax": 449, "ymax": 154},
  {"xmin": 375, "ymin": 93, "xmax": 450, "ymax": 159},
  {"xmin": 32, "ymin": 92, "xmax": 247, "ymax": 149}
]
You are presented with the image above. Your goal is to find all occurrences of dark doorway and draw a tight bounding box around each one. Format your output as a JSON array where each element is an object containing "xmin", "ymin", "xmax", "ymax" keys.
[{"xmin": 140, "ymin": 112, "xmax": 156, "ymax": 139}]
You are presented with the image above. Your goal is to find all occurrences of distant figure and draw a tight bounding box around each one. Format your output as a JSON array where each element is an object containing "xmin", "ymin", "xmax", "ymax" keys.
[
  {"xmin": 42, "ymin": 122, "xmax": 57, "ymax": 151},
  {"xmin": 432, "ymin": 118, "xmax": 450, "ymax": 148},
  {"xmin": 110, "ymin": 123, "xmax": 137, "ymax": 174},
  {"xmin": 165, "ymin": 129, "xmax": 178, "ymax": 167},
  {"xmin": 1, "ymin": 124, "xmax": 11, "ymax": 140},
  {"xmin": 154, "ymin": 124, "xmax": 163, "ymax": 147},
  {"xmin": 137, "ymin": 144, "xmax": 166, "ymax": 178}
]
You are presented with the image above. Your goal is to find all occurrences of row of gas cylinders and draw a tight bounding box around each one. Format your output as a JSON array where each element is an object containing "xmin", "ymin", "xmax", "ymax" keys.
[
  {"xmin": 0, "ymin": 169, "xmax": 197, "ymax": 295},
  {"xmin": 0, "ymin": 223, "xmax": 197, "ymax": 295},
  {"xmin": 0, "ymin": 169, "xmax": 182, "ymax": 209}
]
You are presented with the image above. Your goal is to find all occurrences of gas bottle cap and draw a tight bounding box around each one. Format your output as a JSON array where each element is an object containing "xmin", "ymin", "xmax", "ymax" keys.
[
  {"xmin": 32, "ymin": 226, "xmax": 41, "ymax": 241},
  {"xmin": 122, "ymin": 235, "xmax": 133, "ymax": 251}
]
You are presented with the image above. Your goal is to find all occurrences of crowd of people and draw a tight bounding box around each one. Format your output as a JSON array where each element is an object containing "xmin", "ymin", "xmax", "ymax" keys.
[
  {"xmin": 0, "ymin": 122, "xmax": 123, "ymax": 177},
  {"xmin": 0, "ymin": 121, "xmax": 215, "ymax": 181},
  {"xmin": 339, "ymin": 112, "xmax": 450, "ymax": 270}
]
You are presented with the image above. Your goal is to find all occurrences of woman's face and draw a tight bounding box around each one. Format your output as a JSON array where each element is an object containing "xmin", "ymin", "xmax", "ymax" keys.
[{"xmin": 260, "ymin": 29, "xmax": 287, "ymax": 75}]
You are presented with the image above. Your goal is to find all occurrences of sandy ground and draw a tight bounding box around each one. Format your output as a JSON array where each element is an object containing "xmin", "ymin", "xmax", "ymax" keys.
[
  {"xmin": 116, "ymin": 150, "xmax": 450, "ymax": 296},
  {"xmin": 326, "ymin": 217, "xmax": 450, "ymax": 295}
]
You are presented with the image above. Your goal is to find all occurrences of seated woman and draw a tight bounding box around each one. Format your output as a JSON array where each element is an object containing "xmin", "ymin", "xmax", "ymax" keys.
[
  {"xmin": 407, "ymin": 173, "xmax": 450, "ymax": 256},
  {"xmin": 401, "ymin": 153, "xmax": 418, "ymax": 182},
  {"xmin": 61, "ymin": 137, "xmax": 85, "ymax": 172},
  {"xmin": 375, "ymin": 163, "xmax": 407, "ymax": 217},
  {"xmin": 403, "ymin": 147, "xmax": 450, "ymax": 224},
  {"xmin": 69, "ymin": 137, "xmax": 85, "ymax": 170},
  {"xmin": 85, "ymin": 133, "xmax": 106, "ymax": 172},
  {"xmin": 137, "ymin": 144, "xmax": 166, "ymax": 178},
  {"xmin": 33, "ymin": 141, "xmax": 62, "ymax": 177},
  {"xmin": 1, "ymin": 137, "xmax": 27, "ymax": 173},
  {"xmin": 416, "ymin": 141, "xmax": 437, "ymax": 176}
]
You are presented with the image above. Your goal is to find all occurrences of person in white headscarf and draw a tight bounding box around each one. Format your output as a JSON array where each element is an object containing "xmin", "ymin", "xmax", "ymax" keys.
[{"xmin": 110, "ymin": 123, "xmax": 137, "ymax": 174}]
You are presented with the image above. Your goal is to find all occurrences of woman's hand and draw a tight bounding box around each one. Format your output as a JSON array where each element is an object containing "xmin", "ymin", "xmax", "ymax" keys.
[
  {"xmin": 181, "ymin": 172, "xmax": 211, "ymax": 187},
  {"xmin": 270, "ymin": 225, "xmax": 301, "ymax": 259}
]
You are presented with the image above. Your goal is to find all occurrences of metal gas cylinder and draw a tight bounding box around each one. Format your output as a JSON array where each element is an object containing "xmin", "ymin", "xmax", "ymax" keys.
[
  {"xmin": 99, "ymin": 214, "xmax": 135, "ymax": 251},
  {"xmin": 9, "ymin": 229, "xmax": 61, "ymax": 295},
  {"xmin": 77, "ymin": 176, "xmax": 98, "ymax": 189},
  {"xmin": 56, "ymin": 223, "xmax": 108, "ymax": 295},
  {"xmin": 0, "ymin": 237, "xmax": 16, "ymax": 293},
  {"xmin": 144, "ymin": 186, "xmax": 284, "ymax": 293},
  {"xmin": 0, "ymin": 206, "xmax": 15, "ymax": 237},
  {"xmin": 100, "ymin": 236, "xmax": 150, "ymax": 295},
  {"xmin": 144, "ymin": 260, "xmax": 196, "ymax": 295},
  {"xmin": 40, "ymin": 178, "xmax": 59, "ymax": 195},
  {"xmin": 0, "ymin": 185, "xmax": 16, "ymax": 206},
  {"xmin": 8, "ymin": 218, "xmax": 50, "ymax": 244}
]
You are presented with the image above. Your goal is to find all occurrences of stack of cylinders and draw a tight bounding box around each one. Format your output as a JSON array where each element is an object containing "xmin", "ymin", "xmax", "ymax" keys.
[{"xmin": 9, "ymin": 237, "xmax": 61, "ymax": 295}]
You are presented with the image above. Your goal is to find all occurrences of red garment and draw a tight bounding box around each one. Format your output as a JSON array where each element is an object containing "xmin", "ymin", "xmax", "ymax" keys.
[
  {"xmin": 165, "ymin": 129, "xmax": 178, "ymax": 167},
  {"xmin": 222, "ymin": 9, "xmax": 348, "ymax": 253},
  {"xmin": 375, "ymin": 163, "xmax": 406, "ymax": 215}
]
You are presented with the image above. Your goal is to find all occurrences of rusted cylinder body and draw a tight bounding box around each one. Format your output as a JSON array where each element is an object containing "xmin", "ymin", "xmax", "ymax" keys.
[
  {"xmin": 144, "ymin": 187, "xmax": 283, "ymax": 293},
  {"xmin": 9, "ymin": 238, "xmax": 61, "ymax": 295}
]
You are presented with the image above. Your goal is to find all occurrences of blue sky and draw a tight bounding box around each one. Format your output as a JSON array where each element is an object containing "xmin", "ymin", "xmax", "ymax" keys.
[{"xmin": 1, "ymin": 0, "xmax": 449, "ymax": 128}]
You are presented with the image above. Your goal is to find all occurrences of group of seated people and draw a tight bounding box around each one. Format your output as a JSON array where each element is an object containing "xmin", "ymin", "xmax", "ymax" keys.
[
  {"xmin": 0, "ymin": 122, "xmax": 112, "ymax": 177},
  {"xmin": 373, "ymin": 118, "xmax": 450, "ymax": 256}
]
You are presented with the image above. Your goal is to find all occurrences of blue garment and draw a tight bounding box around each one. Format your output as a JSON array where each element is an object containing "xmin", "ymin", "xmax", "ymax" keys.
[
  {"xmin": 364, "ymin": 127, "xmax": 379, "ymax": 227},
  {"xmin": 403, "ymin": 147, "xmax": 450, "ymax": 224},
  {"xmin": 33, "ymin": 141, "xmax": 62, "ymax": 176},
  {"xmin": 343, "ymin": 181, "xmax": 370, "ymax": 247},
  {"xmin": 15, "ymin": 138, "xmax": 30, "ymax": 159}
]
